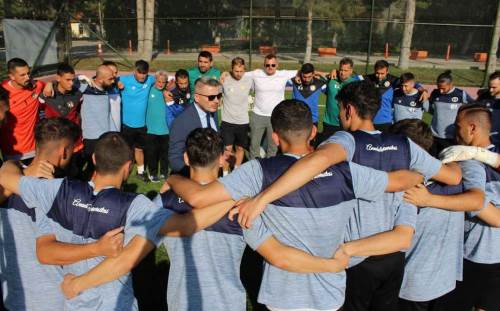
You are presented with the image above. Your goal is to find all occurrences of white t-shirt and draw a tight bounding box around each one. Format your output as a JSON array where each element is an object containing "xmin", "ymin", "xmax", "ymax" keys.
[{"xmin": 251, "ymin": 69, "xmax": 297, "ymax": 117}]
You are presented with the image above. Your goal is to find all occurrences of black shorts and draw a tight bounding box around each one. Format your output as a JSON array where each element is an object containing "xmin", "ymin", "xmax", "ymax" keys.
[
  {"xmin": 220, "ymin": 121, "xmax": 249, "ymax": 149},
  {"xmin": 344, "ymin": 252, "xmax": 406, "ymax": 311},
  {"xmin": 121, "ymin": 125, "xmax": 147, "ymax": 149},
  {"xmin": 439, "ymin": 259, "xmax": 500, "ymax": 311}
]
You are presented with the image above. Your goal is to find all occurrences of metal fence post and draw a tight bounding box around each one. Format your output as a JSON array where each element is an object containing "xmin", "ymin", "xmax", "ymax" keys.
[{"xmin": 365, "ymin": 0, "xmax": 375, "ymax": 74}]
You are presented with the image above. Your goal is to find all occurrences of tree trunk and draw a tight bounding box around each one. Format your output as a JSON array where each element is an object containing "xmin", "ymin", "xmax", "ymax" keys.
[
  {"xmin": 136, "ymin": 0, "xmax": 145, "ymax": 56},
  {"xmin": 484, "ymin": 0, "xmax": 500, "ymax": 87},
  {"xmin": 143, "ymin": 0, "xmax": 155, "ymax": 61},
  {"xmin": 303, "ymin": 0, "xmax": 313, "ymax": 63},
  {"xmin": 398, "ymin": 0, "xmax": 416, "ymax": 69}
]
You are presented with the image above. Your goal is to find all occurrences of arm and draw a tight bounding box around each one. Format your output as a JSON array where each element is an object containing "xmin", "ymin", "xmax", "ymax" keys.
[
  {"xmin": 476, "ymin": 203, "xmax": 500, "ymax": 227},
  {"xmin": 0, "ymin": 161, "xmax": 24, "ymax": 194},
  {"xmin": 256, "ymin": 236, "xmax": 348, "ymax": 273},
  {"xmin": 61, "ymin": 236, "xmax": 154, "ymax": 299},
  {"xmin": 430, "ymin": 162, "xmax": 462, "ymax": 186},
  {"xmin": 166, "ymin": 176, "xmax": 232, "ymax": 208},
  {"xmin": 36, "ymin": 227, "xmax": 124, "ymax": 265},
  {"xmin": 404, "ymin": 184, "xmax": 484, "ymax": 212},
  {"xmin": 343, "ymin": 225, "xmax": 414, "ymax": 257},
  {"xmin": 161, "ymin": 200, "xmax": 235, "ymax": 237},
  {"xmin": 440, "ymin": 146, "xmax": 500, "ymax": 169},
  {"xmin": 386, "ymin": 170, "xmax": 424, "ymax": 192}
]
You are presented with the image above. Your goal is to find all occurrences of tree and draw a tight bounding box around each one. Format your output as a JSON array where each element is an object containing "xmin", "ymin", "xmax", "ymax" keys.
[
  {"xmin": 136, "ymin": 0, "xmax": 145, "ymax": 56},
  {"xmin": 142, "ymin": 0, "xmax": 154, "ymax": 60},
  {"xmin": 398, "ymin": 0, "xmax": 416, "ymax": 70},
  {"xmin": 484, "ymin": 0, "xmax": 500, "ymax": 87},
  {"xmin": 303, "ymin": 0, "xmax": 313, "ymax": 63}
]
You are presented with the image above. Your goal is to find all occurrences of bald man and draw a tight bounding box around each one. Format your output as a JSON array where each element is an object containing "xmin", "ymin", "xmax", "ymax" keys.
[
  {"xmin": 439, "ymin": 104, "xmax": 500, "ymax": 311},
  {"xmin": 80, "ymin": 65, "xmax": 116, "ymax": 179}
]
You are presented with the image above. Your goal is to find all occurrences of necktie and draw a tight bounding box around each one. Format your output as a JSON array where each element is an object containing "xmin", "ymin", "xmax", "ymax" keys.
[{"xmin": 205, "ymin": 112, "xmax": 212, "ymax": 129}]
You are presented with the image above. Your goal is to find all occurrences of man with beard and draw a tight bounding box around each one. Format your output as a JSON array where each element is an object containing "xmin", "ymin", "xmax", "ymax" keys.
[
  {"xmin": 80, "ymin": 64, "xmax": 116, "ymax": 179},
  {"xmin": 477, "ymin": 71, "xmax": 500, "ymax": 143},
  {"xmin": 0, "ymin": 58, "xmax": 45, "ymax": 163}
]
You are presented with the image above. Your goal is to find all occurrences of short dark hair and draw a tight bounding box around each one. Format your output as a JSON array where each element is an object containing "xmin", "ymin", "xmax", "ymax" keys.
[
  {"xmin": 489, "ymin": 71, "xmax": 500, "ymax": 81},
  {"xmin": 374, "ymin": 60, "xmax": 389, "ymax": 71},
  {"xmin": 198, "ymin": 51, "xmax": 213, "ymax": 62},
  {"xmin": 336, "ymin": 80, "xmax": 380, "ymax": 120},
  {"xmin": 271, "ymin": 99, "xmax": 313, "ymax": 143},
  {"xmin": 7, "ymin": 58, "xmax": 29, "ymax": 73},
  {"xmin": 339, "ymin": 57, "xmax": 353, "ymax": 68},
  {"xmin": 437, "ymin": 70, "xmax": 453, "ymax": 84},
  {"xmin": 175, "ymin": 69, "xmax": 189, "ymax": 80},
  {"xmin": 0, "ymin": 86, "xmax": 9, "ymax": 108},
  {"xmin": 35, "ymin": 117, "xmax": 80, "ymax": 149},
  {"xmin": 300, "ymin": 63, "xmax": 315, "ymax": 74},
  {"xmin": 264, "ymin": 54, "xmax": 277, "ymax": 61},
  {"xmin": 102, "ymin": 60, "xmax": 117, "ymax": 68},
  {"xmin": 388, "ymin": 119, "xmax": 434, "ymax": 153},
  {"xmin": 231, "ymin": 57, "xmax": 245, "ymax": 68},
  {"xmin": 400, "ymin": 72, "xmax": 416, "ymax": 83},
  {"xmin": 134, "ymin": 60, "xmax": 149, "ymax": 74},
  {"xmin": 94, "ymin": 132, "xmax": 133, "ymax": 174},
  {"xmin": 56, "ymin": 63, "xmax": 75, "ymax": 76},
  {"xmin": 185, "ymin": 128, "xmax": 224, "ymax": 168}
]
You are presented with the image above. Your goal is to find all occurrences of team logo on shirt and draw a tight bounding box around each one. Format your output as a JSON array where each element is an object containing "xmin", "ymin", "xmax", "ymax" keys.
[
  {"xmin": 310, "ymin": 85, "xmax": 316, "ymax": 91},
  {"xmin": 72, "ymin": 199, "xmax": 110, "ymax": 214},
  {"xmin": 410, "ymin": 101, "xmax": 416, "ymax": 107},
  {"xmin": 151, "ymin": 94, "xmax": 155, "ymax": 98},
  {"xmin": 452, "ymin": 97, "xmax": 459, "ymax": 103},
  {"xmin": 366, "ymin": 144, "xmax": 398, "ymax": 152},
  {"xmin": 142, "ymin": 84, "xmax": 149, "ymax": 89},
  {"xmin": 298, "ymin": 85, "xmax": 303, "ymax": 91},
  {"xmin": 131, "ymin": 86, "xmax": 136, "ymax": 90},
  {"xmin": 67, "ymin": 101, "xmax": 75, "ymax": 109},
  {"xmin": 398, "ymin": 100, "xmax": 402, "ymax": 104},
  {"xmin": 384, "ymin": 80, "xmax": 391, "ymax": 87},
  {"xmin": 186, "ymin": 93, "xmax": 191, "ymax": 99},
  {"xmin": 178, "ymin": 197, "xmax": 185, "ymax": 204}
]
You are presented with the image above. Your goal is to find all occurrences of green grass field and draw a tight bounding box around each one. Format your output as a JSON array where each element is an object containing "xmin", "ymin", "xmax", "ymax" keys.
[{"xmin": 73, "ymin": 57, "xmax": 486, "ymax": 87}]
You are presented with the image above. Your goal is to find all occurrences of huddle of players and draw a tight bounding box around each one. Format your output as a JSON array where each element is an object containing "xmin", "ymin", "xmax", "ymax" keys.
[{"xmin": 0, "ymin": 73, "xmax": 499, "ymax": 311}]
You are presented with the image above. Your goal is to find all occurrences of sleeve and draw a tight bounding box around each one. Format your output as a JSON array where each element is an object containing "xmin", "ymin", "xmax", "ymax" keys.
[
  {"xmin": 19, "ymin": 177, "xmax": 64, "ymax": 214},
  {"xmin": 422, "ymin": 100, "xmax": 430, "ymax": 112},
  {"xmin": 125, "ymin": 195, "xmax": 173, "ymax": 247},
  {"xmin": 218, "ymin": 160, "xmax": 264, "ymax": 200},
  {"xmin": 321, "ymin": 83, "xmax": 328, "ymax": 94},
  {"xmin": 408, "ymin": 138, "xmax": 442, "ymax": 180},
  {"xmin": 349, "ymin": 162, "xmax": 388, "ymax": 201},
  {"xmin": 394, "ymin": 199, "xmax": 418, "ymax": 229},
  {"xmin": 460, "ymin": 160, "xmax": 488, "ymax": 216},
  {"xmin": 319, "ymin": 131, "xmax": 356, "ymax": 161},
  {"xmin": 242, "ymin": 215, "xmax": 273, "ymax": 250},
  {"xmin": 35, "ymin": 211, "xmax": 55, "ymax": 238},
  {"xmin": 464, "ymin": 91, "xmax": 474, "ymax": 104},
  {"xmin": 165, "ymin": 105, "xmax": 174, "ymax": 129},
  {"xmin": 415, "ymin": 81, "xmax": 423, "ymax": 89},
  {"xmin": 168, "ymin": 118, "xmax": 189, "ymax": 172},
  {"xmin": 281, "ymin": 70, "xmax": 298, "ymax": 80},
  {"xmin": 152, "ymin": 194, "xmax": 164, "ymax": 209}
]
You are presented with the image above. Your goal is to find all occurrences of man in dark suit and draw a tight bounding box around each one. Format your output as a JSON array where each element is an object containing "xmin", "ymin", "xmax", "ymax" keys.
[{"xmin": 169, "ymin": 77, "xmax": 221, "ymax": 174}]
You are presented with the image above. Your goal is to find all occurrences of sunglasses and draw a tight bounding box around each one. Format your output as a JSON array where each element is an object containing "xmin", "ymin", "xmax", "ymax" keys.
[
  {"xmin": 197, "ymin": 93, "xmax": 222, "ymax": 101},
  {"xmin": 265, "ymin": 64, "xmax": 277, "ymax": 68}
]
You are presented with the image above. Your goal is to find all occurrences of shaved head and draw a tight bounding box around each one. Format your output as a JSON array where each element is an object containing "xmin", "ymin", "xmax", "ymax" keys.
[
  {"xmin": 457, "ymin": 105, "xmax": 492, "ymax": 132},
  {"xmin": 96, "ymin": 65, "xmax": 113, "ymax": 78}
]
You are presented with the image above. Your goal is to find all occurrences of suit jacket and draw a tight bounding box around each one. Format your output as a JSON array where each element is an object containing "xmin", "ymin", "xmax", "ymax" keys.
[{"xmin": 168, "ymin": 103, "xmax": 218, "ymax": 173}]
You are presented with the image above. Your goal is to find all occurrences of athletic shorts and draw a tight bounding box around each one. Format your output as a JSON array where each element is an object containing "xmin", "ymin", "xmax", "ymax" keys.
[
  {"xmin": 344, "ymin": 252, "xmax": 405, "ymax": 311},
  {"xmin": 121, "ymin": 125, "xmax": 147, "ymax": 149},
  {"xmin": 220, "ymin": 121, "xmax": 249, "ymax": 149},
  {"xmin": 439, "ymin": 259, "xmax": 500, "ymax": 311}
]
